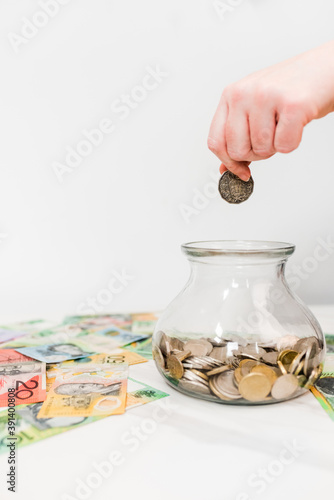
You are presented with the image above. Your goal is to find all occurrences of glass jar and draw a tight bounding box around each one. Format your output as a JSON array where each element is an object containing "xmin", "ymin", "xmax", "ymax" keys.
[{"xmin": 152, "ymin": 241, "xmax": 325, "ymax": 405}]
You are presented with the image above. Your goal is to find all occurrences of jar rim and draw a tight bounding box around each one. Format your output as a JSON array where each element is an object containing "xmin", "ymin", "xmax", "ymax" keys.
[{"xmin": 181, "ymin": 240, "xmax": 295, "ymax": 258}]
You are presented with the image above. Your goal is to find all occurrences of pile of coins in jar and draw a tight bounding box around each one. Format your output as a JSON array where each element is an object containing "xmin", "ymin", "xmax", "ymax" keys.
[{"xmin": 152, "ymin": 332, "xmax": 323, "ymax": 403}]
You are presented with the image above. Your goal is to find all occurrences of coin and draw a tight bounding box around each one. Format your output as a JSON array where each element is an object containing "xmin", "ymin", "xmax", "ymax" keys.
[
  {"xmin": 238, "ymin": 373, "xmax": 272, "ymax": 402},
  {"xmin": 170, "ymin": 337, "xmax": 185, "ymax": 351},
  {"xmin": 288, "ymin": 350, "xmax": 307, "ymax": 374},
  {"xmin": 240, "ymin": 360, "xmax": 259, "ymax": 377},
  {"xmin": 190, "ymin": 369, "xmax": 209, "ymax": 381},
  {"xmin": 210, "ymin": 371, "xmax": 241, "ymax": 400},
  {"xmin": 179, "ymin": 379, "xmax": 212, "ymax": 395},
  {"xmin": 218, "ymin": 171, "xmax": 254, "ymax": 204},
  {"xmin": 167, "ymin": 355, "xmax": 184, "ymax": 379},
  {"xmin": 304, "ymin": 365, "xmax": 323, "ymax": 390},
  {"xmin": 294, "ymin": 360, "xmax": 305, "ymax": 376},
  {"xmin": 303, "ymin": 343, "xmax": 317, "ymax": 377},
  {"xmin": 277, "ymin": 360, "xmax": 288, "ymax": 375},
  {"xmin": 152, "ymin": 345, "xmax": 165, "ymax": 369},
  {"xmin": 184, "ymin": 340, "xmax": 213, "ymax": 357},
  {"xmin": 278, "ymin": 350, "xmax": 299, "ymax": 367},
  {"xmin": 155, "ymin": 330, "xmax": 323, "ymax": 404},
  {"xmin": 159, "ymin": 331, "xmax": 171, "ymax": 356},
  {"xmin": 214, "ymin": 371, "xmax": 242, "ymax": 399},
  {"xmin": 234, "ymin": 366, "xmax": 243, "ymax": 384},
  {"xmin": 210, "ymin": 347, "xmax": 227, "ymax": 362},
  {"xmin": 271, "ymin": 374, "xmax": 299, "ymax": 400},
  {"xmin": 206, "ymin": 365, "xmax": 232, "ymax": 376},
  {"xmin": 183, "ymin": 370, "xmax": 209, "ymax": 385},
  {"xmin": 175, "ymin": 350, "xmax": 191, "ymax": 362},
  {"xmin": 261, "ymin": 351, "xmax": 278, "ymax": 365},
  {"xmin": 276, "ymin": 335, "xmax": 300, "ymax": 351},
  {"xmin": 251, "ymin": 365, "xmax": 278, "ymax": 386},
  {"xmin": 209, "ymin": 377, "xmax": 232, "ymax": 401}
]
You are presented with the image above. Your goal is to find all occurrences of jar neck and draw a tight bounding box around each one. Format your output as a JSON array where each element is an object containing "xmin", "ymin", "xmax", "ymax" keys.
[{"xmin": 188, "ymin": 259, "xmax": 287, "ymax": 284}]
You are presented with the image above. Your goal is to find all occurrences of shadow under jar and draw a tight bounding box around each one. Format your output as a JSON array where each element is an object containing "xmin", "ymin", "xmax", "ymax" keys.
[{"xmin": 152, "ymin": 241, "xmax": 325, "ymax": 405}]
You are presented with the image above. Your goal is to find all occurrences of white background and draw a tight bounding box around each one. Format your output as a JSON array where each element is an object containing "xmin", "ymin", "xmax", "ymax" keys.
[{"xmin": 0, "ymin": 0, "xmax": 334, "ymax": 323}]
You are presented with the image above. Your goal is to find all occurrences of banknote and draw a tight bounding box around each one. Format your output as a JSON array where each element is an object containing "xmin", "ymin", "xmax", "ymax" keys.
[
  {"xmin": 47, "ymin": 350, "xmax": 147, "ymax": 378},
  {"xmin": 0, "ymin": 404, "xmax": 100, "ymax": 454},
  {"xmin": 16, "ymin": 342, "xmax": 94, "ymax": 363},
  {"xmin": 125, "ymin": 337, "xmax": 153, "ymax": 360},
  {"xmin": 37, "ymin": 364, "xmax": 128, "ymax": 418},
  {"xmin": 0, "ymin": 319, "xmax": 57, "ymax": 344},
  {"xmin": 126, "ymin": 378, "xmax": 169, "ymax": 408},
  {"xmin": 130, "ymin": 312, "xmax": 158, "ymax": 335},
  {"xmin": 76, "ymin": 331, "xmax": 149, "ymax": 353},
  {"xmin": 0, "ymin": 379, "xmax": 169, "ymax": 453},
  {"xmin": 63, "ymin": 314, "xmax": 133, "ymax": 332},
  {"xmin": 0, "ymin": 327, "xmax": 85, "ymax": 349},
  {"xmin": 0, "ymin": 349, "xmax": 34, "ymax": 364},
  {"xmin": 0, "ymin": 361, "xmax": 46, "ymax": 407},
  {"xmin": 311, "ymin": 354, "xmax": 334, "ymax": 421},
  {"xmin": 0, "ymin": 329, "xmax": 31, "ymax": 344},
  {"xmin": 325, "ymin": 333, "xmax": 334, "ymax": 353}
]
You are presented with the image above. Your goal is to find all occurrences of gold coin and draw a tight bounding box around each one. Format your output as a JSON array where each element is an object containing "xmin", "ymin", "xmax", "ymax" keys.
[
  {"xmin": 206, "ymin": 365, "xmax": 232, "ymax": 377},
  {"xmin": 238, "ymin": 373, "xmax": 272, "ymax": 402},
  {"xmin": 294, "ymin": 360, "xmax": 304, "ymax": 376},
  {"xmin": 190, "ymin": 369, "xmax": 209, "ymax": 381},
  {"xmin": 277, "ymin": 360, "xmax": 287, "ymax": 375},
  {"xmin": 167, "ymin": 355, "xmax": 184, "ymax": 379},
  {"xmin": 176, "ymin": 350, "xmax": 192, "ymax": 362},
  {"xmin": 251, "ymin": 365, "xmax": 277, "ymax": 387},
  {"xmin": 152, "ymin": 346, "xmax": 165, "ymax": 370},
  {"xmin": 239, "ymin": 359, "xmax": 256, "ymax": 367},
  {"xmin": 278, "ymin": 349, "xmax": 299, "ymax": 367},
  {"xmin": 240, "ymin": 360, "xmax": 259, "ymax": 377},
  {"xmin": 234, "ymin": 367, "xmax": 243, "ymax": 384},
  {"xmin": 304, "ymin": 364, "xmax": 323, "ymax": 390},
  {"xmin": 288, "ymin": 350, "xmax": 307, "ymax": 374}
]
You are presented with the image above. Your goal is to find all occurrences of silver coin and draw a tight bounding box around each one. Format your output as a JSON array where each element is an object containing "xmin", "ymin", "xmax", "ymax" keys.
[
  {"xmin": 183, "ymin": 370, "xmax": 209, "ymax": 386},
  {"xmin": 183, "ymin": 340, "xmax": 213, "ymax": 357},
  {"xmin": 261, "ymin": 351, "xmax": 279, "ymax": 365},
  {"xmin": 271, "ymin": 374, "xmax": 299, "ymax": 400},
  {"xmin": 213, "ymin": 370, "xmax": 242, "ymax": 399},
  {"xmin": 218, "ymin": 171, "xmax": 254, "ymax": 204},
  {"xmin": 210, "ymin": 347, "xmax": 228, "ymax": 362},
  {"xmin": 178, "ymin": 379, "xmax": 212, "ymax": 395}
]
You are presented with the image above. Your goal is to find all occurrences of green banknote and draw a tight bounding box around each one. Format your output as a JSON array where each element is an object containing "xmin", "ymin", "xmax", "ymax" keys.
[
  {"xmin": 125, "ymin": 337, "xmax": 153, "ymax": 359},
  {"xmin": 0, "ymin": 379, "xmax": 169, "ymax": 453},
  {"xmin": 311, "ymin": 354, "xmax": 334, "ymax": 421},
  {"xmin": 325, "ymin": 333, "xmax": 334, "ymax": 353}
]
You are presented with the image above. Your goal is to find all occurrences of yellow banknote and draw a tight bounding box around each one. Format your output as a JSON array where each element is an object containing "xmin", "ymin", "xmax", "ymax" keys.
[{"xmin": 38, "ymin": 365, "xmax": 128, "ymax": 418}]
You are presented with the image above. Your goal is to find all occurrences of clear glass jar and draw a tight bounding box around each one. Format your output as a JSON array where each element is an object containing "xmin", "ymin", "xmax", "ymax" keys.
[{"xmin": 152, "ymin": 241, "xmax": 325, "ymax": 405}]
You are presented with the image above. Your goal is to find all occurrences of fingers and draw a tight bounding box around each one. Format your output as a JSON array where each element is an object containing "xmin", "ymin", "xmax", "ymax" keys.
[
  {"xmin": 249, "ymin": 108, "xmax": 276, "ymax": 157},
  {"xmin": 274, "ymin": 106, "xmax": 305, "ymax": 153},
  {"xmin": 219, "ymin": 163, "xmax": 228, "ymax": 174},
  {"xmin": 225, "ymin": 108, "xmax": 252, "ymax": 161},
  {"xmin": 208, "ymin": 97, "xmax": 252, "ymax": 181}
]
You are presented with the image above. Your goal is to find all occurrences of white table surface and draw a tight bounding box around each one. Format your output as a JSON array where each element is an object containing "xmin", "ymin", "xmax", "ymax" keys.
[{"xmin": 0, "ymin": 305, "xmax": 334, "ymax": 500}]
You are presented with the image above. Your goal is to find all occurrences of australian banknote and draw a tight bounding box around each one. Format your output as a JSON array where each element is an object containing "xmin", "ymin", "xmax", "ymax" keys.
[
  {"xmin": 0, "ymin": 361, "xmax": 46, "ymax": 407},
  {"xmin": 37, "ymin": 364, "xmax": 128, "ymax": 418},
  {"xmin": 16, "ymin": 341, "xmax": 94, "ymax": 363},
  {"xmin": 0, "ymin": 379, "xmax": 169, "ymax": 454},
  {"xmin": 311, "ymin": 353, "xmax": 334, "ymax": 421}
]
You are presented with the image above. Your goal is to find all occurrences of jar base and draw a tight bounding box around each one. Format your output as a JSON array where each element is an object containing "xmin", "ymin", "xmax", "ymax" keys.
[{"xmin": 162, "ymin": 372, "xmax": 308, "ymax": 406}]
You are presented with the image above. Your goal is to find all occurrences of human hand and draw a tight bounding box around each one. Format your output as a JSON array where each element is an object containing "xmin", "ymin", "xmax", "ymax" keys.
[{"xmin": 208, "ymin": 41, "xmax": 334, "ymax": 181}]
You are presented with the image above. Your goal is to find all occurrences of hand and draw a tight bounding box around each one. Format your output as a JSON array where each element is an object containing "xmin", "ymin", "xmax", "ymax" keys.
[{"xmin": 208, "ymin": 41, "xmax": 334, "ymax": 181}]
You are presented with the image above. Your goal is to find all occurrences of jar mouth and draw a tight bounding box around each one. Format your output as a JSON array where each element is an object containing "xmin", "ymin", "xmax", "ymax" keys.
[{"xmin": 181, "ymin": 240, "xmax": 295, "ymax": 259}]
